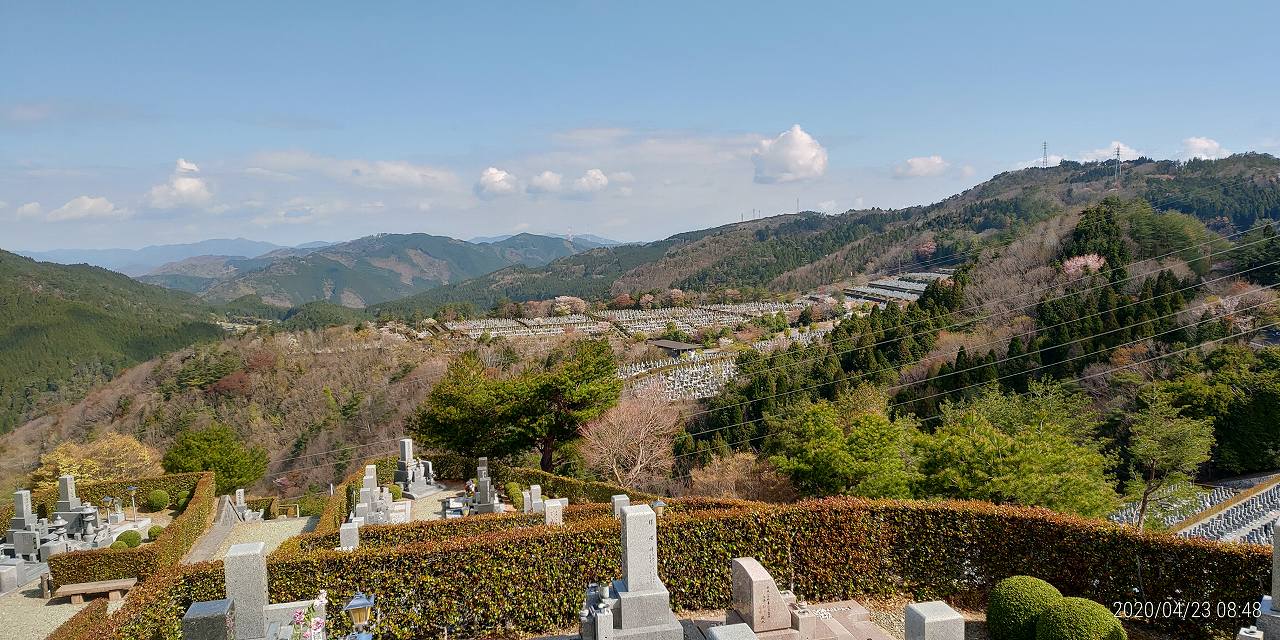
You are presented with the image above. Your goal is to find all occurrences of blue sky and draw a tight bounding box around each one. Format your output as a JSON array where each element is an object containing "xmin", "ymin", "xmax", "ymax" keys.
[{"xmin": 2, "ymin": 1, "xmax": 1278, "ymax": 250}]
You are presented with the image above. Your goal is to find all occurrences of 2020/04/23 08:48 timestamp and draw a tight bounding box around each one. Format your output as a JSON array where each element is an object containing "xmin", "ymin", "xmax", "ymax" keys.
[{"xmin": 1112, "ymin": 599, "xmax": 1262, "ymax": 620}]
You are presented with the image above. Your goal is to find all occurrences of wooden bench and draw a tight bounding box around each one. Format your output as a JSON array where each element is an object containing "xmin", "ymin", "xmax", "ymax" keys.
[{"xmin": 54, "ymin": 577, "xmax": 137, "ymax": 604}]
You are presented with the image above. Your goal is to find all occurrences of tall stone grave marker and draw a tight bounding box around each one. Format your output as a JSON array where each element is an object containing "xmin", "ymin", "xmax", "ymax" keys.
[
  {"xmin": 1257, "ymin": 516, "xmax": 1280, "ymax": 636},
  {"xmin": 612, "ymin": 494, "xmax": 630, "ymax": 518},
  {"xmin": 578, "ymin": 504, "xmax": 682, "ymax": 640},
  {"xmin": 224, "ymin": 542, "xmax": 268, "ymax": 639}
]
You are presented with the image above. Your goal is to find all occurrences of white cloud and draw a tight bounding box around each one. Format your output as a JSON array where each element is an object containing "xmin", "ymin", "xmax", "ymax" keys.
[
  {"xmin": 817, "ymin": 199, "xmax": 838, "ymax": 212},
  {"xmin": 608, "ymin": 171, "xmax": 636, "ymax": 184},
  {"xmin": 15, "ymin": 202, "xmax": 43, "ymax": 219},
  {"xmin": 146, "ymin": 158, "xmax": 213, "ymax": 209},
  {"xmin": 527, "ymin": 170, "xmax": 563, "ymax": 194},
  {"xmin": 1080, "ymin": 141, "xmax": 1141, "ymax": 162},
  {"xmin": 572, "ymin": 168, "xmax": 610, "ymax": 194},
  {"xmin": 474, "ymin": 167, "xmax": 520, "ymax": 199},
  {"xmin": 752, "ymin": 124, "xmax": 828, "ymax": 184},
  {"xmin": 251, "ymin": 150, "xmax": 459, "ymax": 190},
  {"xmin": 250, "ymin": 197, "xmax": 383, "ymax": 227},
  {"xmin": 243, "ymin": 167, "xmax": 300, "ymax": 181},
  {"xmin": 894, "ymin": 155, "xmax": 951, "ymax": 178},
  {"xmin": 1183, "ymin": 136, "xmax": 1231, "ymax": 160},
  {"xmin": 48, "ymin": 196, "xmax": 127, "ymax": 221}
]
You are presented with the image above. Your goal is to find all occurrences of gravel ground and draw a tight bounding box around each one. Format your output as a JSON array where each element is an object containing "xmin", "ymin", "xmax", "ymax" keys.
[
  {"xmin": 0, "ymin": 579, "xmax": 88, "ymax": 640},
  {"xmin": 410, "ymin": 483, "xmax": 466, "ymax": 521},
  {"xmin": 210, "ymin": 516, "xmax": 318, "ymax": 559}
]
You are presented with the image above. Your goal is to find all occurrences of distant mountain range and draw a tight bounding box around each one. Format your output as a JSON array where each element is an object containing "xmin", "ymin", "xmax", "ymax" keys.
[
  {"xmin": 469, "ymin": 232, "xmax": 626, "ymax": 246},
  {"xmin": 16, "ymin": 238, "xmax": 330, "ymax": 276},
  {"xmin": 137, "ymin": 232, "xmax": 603, "ymax": 308}
]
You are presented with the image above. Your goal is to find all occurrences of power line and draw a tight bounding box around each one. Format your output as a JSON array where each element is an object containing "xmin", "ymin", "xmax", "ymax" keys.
[
  {"xmin": 673, "ymin": 277, "xmax": 1279, "ymax": 445},
  {"xmin": 668, "ymin": 316, "xmax": 1280, "ymax": 465}
]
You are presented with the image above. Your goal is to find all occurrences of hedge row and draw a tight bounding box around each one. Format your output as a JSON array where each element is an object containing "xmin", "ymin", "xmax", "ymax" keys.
[
  {"xmin": 245, "ymin": 496, "xmax": 278, "ymax": 520},
  {"xmin": 47, "ymin": 472, "xmax": 216, "ymax": 589},
  {"xmin": 59, "ymin": 497, "xmax": 1267, "ymax": 640},
  {"xmin": 45, "ymin": 597, "xmax": 108, "ymax": 640},
  {"xmin": 313, "ymin": 455, "xmax": 398, "ymax": 535}
]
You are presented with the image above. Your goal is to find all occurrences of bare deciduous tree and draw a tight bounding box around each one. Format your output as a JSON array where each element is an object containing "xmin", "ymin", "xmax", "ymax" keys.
[{"xmin": 580, "ymin": 387, "xmax": 681, "ymax": 491}]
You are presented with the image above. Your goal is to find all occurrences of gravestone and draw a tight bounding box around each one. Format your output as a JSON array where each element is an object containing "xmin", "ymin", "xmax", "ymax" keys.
[
  {"xmin": 706, "ymin": 624, "xmax": 759, "ymax": 640},
  {"xmin": 339, "ymin": 522, "xmax": 359, "ymax": 549},
  {"xmin": 522, "ymin": 490, "xmax": 532, "ymax": 513},
  {"xmin": 578, "ymin": 504, "xmax": 682, "ymax": 640},
  {"xmin": 472, "ymin": 476, "xmax": 501, "ymax": 514},
  {"xmin": 477, "ymin": 457, "xmax": 489, "ymax": 480},
  {"xmin": 905, "ymin": 601, "xmax": 963, "ymax": 640},
  {"xmin": 530, "ymin": 485, "xmax": 542, "ymax": 507},
  {"xmin": 1255, "ymin": 517, "xmax": 1280, "ymax": 636},
  {"xmin": 725, "ymin": 556, "xmax": 890, "ymax": 640},
  {"xmin": 730, "ymin": 558, "xmax": 792, "ymax": 632},
  {"xmin": 612, "ymin": 494, "xmax": 630, "ymax": 518},
  {"xmin": 183, "ymin": 599, "xmax": 235, "ymax": 640},
  {"xmin": 1238, "ymin": 626, "xmax": 1264, "ymax": 640},
  {"xmin": 224, "ymin": 542, "xmax": 268, "ymax": 639},
  {"xmin": 395, "ymin": 438, "xmax": 438, "ymax": 499},
  {"xmin": 545, "ymin": 498, "xmax": 567, "ymax": 526}
]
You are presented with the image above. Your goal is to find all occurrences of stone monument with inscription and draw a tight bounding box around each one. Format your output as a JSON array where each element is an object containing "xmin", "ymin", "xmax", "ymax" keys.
[
  {"xmin": 1254, "ymin": 517, "xmax": 1280, "ymax": 637},
  {"xmin": 723, "ymin": 557, "xmax": 891, "ymax": 640},
  {"xmin": 579, "ymin": 504, "xmax": 682, "ymax": 640}
]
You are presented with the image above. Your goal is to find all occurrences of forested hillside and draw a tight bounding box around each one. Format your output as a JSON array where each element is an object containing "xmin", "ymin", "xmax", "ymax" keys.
[
  {"xmin": 0, "ymin": 250, "xmax": 224, "ymax": 434},
  {"xmin": 165, "ymin": 232, "xmax": 600, "ymax": 308},
  {"xmin": 372, "ymin": 154, "xmax": 1280, "ymax": 319}
]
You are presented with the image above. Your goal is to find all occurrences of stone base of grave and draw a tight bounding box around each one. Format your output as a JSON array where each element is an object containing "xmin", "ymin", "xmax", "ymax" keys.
[
  {"xmin": 721, "ymin": 599, "xmax": 888, "ymax": 640},
  {"xmin": 401, "ymin": 482, "xmax": 443, "ymax": 500},
  {"xmin": 1256, "ymin": 597, "xmax": 1280, "ymax": 638},
  {"xmin": 473, "ymin": 502, "xmax": 503, "ymax": 514}
]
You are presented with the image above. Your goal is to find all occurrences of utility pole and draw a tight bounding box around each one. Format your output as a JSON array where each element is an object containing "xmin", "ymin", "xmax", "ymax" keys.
[{"xmin": 1115, "ymin": 145, "xmax": 1122, "ymax": 182}]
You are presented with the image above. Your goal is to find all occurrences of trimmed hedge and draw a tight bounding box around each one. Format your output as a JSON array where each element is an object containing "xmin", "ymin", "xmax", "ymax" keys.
[
  {"xmin": 245, "ymin": 496, "xmax": 278, "ymax": 520},
  {"xmin": 47, "ymin": 472, "xmax": 216, "ymax": 589},
  {"xmin": 1035, "ymin": 597, "xmax": 1127, "ymax": 640},
  {"xmin": 989, "ymin": 576, "xmax": 1063, "ymax": 640},
  {"xmin": 45, "ymin": 597, "xmax": 108, "ymax": 640},
  {"xmin": 52, "ymin": 497, "xmax": 1268, "ymax": 640},
  {"xmin": 146, "ymin": 489, "xmax": 170, "ymax": 512},
  {"xmin": 118, "ymin": 530, "xmax": 143, "ymax": 548}
]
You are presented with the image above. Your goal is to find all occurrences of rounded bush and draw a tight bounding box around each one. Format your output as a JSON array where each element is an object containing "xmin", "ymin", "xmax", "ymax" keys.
[
  {"xmin": 117, "ymin": 530, "xmax": 143, "ymax": 548},
  {"xmin": 109, "ymin": 540, "xmax": 128, "ymax": 549},
  {"xmin": 1035, "ymin": 597, "xmax": 1126, "ymax": 640},
  {"xmin": 147, "ymin": 489, "xmax": 170, "ymax": 511},
  {"xmin": 506, "ymin": 482, "xmax": 524, "ymax": 512},
  {"xmin": 147, "ymin": 525, "xmax": 165, "ymax": 540},
  {"xmin": 388, "ymin": 484, "xmax": 403, "ymax": 501},
  {"xmin": 988, "ymin": 576, "xmax": 1063, "ymax": 640}
]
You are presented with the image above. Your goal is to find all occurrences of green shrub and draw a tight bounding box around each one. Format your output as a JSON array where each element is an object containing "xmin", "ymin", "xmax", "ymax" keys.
[
  {"xmin": 507, "ymin": 482, "xmax": 524, "ymax": 512},
  {"xmin": 1035, "ymin": 597, "xmax": 1126, "ymax": 640},
  {"xmin": 988, "ymin": 575, "xmax": 1063, "ymax": 640},
  {"xmin": 388, "ymin": 484, "xmax": 403, "ymax": 501},
  {"xmin": 147, "ymin": 525, "xmax": 165, "ymax": 541},
  {"xmin": 147, "ymin": 489, "xmax": 170, "ymax": 512},
  {"xmin": 118, "ymin": 530, "xmax": 143, "ymax": 548},
  {"xmin": 109, "ymin": 540, "xmax": 127, "ymax": 550}
]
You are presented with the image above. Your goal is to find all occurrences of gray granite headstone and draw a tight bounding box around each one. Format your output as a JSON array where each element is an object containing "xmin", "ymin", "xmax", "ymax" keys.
[
  {"xmin": 183, "ymin": 599, "xmax": 235, "ymax": 640},
  {"xmin": 544, "ymin": 498, "xmax": 566, "ymax": 526},
  {"xmin": 224, "ymin": 542, "xmax": 268, "ymax": 639},
  {"xmin": 340, "ymin": 522, "xmax": 359, "ymax": 549},
  {"xmin": 730, "ymin": 557, "xmax": 791, "ymax": 632},
  {"xmin": 621, "ymin": 504, "xmax": 659, "ymax": 592},
  {"xmin": 611, "ymin": 494, "xmax": 630, "ymax": 518},
  {"xmin": 706, "ymin": 623, "xmax": 759, "ymax": 640},
  {"xmin": 905, "ymin": 601, "xmax": 963, "ymax": 640},
  {"xmin": 57, "ymin": 475, "xmax": 80, "ymax": 510}
]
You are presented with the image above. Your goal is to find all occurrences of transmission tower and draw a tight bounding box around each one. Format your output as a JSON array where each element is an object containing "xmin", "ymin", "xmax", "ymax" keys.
[
  {"xmin": 1042, "ymin": 141, "xmax": 1048, "ymax": 168},
  {"xmin": 1114, "ymin": 145, "xmax": 1122, "ymax": 181}
]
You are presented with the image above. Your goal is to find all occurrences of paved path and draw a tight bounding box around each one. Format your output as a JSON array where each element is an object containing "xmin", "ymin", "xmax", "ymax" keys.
[
  {"xmin": 410, "ymin": 483, "xmax": 466, "ymax": 521},
  {"xmin": 208, "ymin": 517, "xmax": 319, "ymax": 560},
  {"xmin": 0, "ymin": 578, "xmax": 87, "ymax": 640}
]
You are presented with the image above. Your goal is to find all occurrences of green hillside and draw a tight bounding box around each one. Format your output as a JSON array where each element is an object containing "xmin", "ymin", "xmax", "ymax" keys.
[
  {"xmin": 195, "ymin": 232, "xmax": 597, "ymax": 308},
  {"xmin": 0, "ymin": 250, "xmax": 224, "ymax": 433}
]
